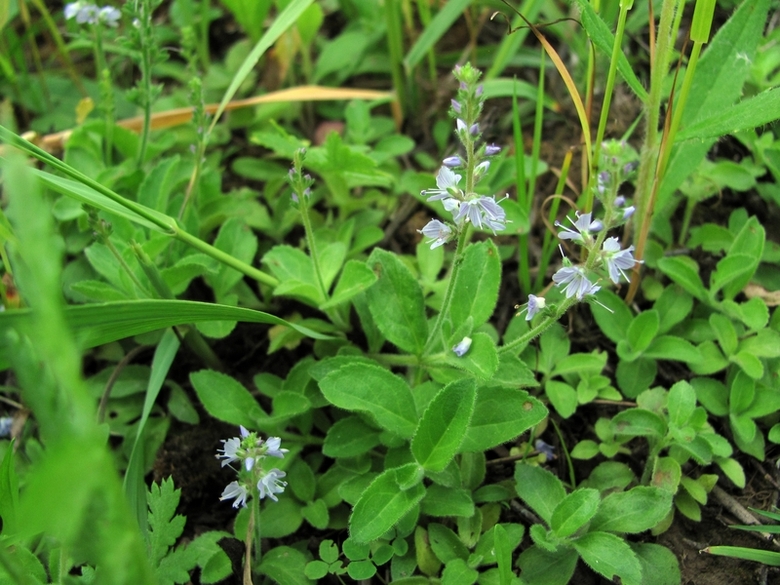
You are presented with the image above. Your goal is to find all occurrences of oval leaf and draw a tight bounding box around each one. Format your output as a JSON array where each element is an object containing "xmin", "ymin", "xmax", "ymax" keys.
[
  {"xmin": 190, "ymin": 370, "xmax": 267, "ymax": 428},
  {"xmin": 319, "ymin": 363, "xmax": 417, "ymax": 438},
  {"xmin": 349, "ymin": 464, "xmax": 425, "ymax": 543},
  {"xmin": 412, "ymin": 379, "xmax": 476, "ymax": 472}
]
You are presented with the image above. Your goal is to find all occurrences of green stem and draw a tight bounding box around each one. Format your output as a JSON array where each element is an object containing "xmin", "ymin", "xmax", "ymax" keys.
[
  {"xmin": 640, "ymin": 440, "xmax": 665, "ymax": 485},
  {"xmin": 657, "ymin": 41, "xmax": 703, "ymax": 178},
  {"xmin": 137, "ymin": 0, "xmax": 154, "ymax": 168},
  {"xmin": 298, "ymin": 200, "xmax": 328, "ymax": 304},
  {"xmin": 199, "ymin": 0, "xmax": 211, "ymax": 70},
  {"xmin": 103, "ymin": 238, "xmax": 151, "ymax": 297},
  {"xmin": 535, "ymin": 151, "xmax": 572, "ymax": 291},
  {"xmin": 632, "ymin": 0, "xmax": 680, "ymax": 248},
  {"xmin": 175, "ymin": 230, "xmax": 279, "ymax": 288},
  {"xmin": 244, "ymin": 501, "xmax": 256, "ymax": 585},
  {"xmin": 513, "ymin": 83, "xmax": 531, "ymax": 295},
  {"xmin": 527, "ymin": 48, "xmax": 545, "ymax": 211},
  {"xmin": 384, "ymin": 0, "xmax": 406, "ymax": 119},
  {"xmin": 591, "ymin": 0, "xmax": 631, "ymax": 192},
  {"xmin": 0, "ymin": 127, "xmax": 281, "ymax": 289},
  {"xmin": 423, "ymin": 229, "xmax": 468, "ymax": 355},
  {"xmin": 93, "ymin": 25, "xmax": 114, "ymax": 166},
  {"xmin": 498, "ymin": 296, "xmax": 577, "ymax": 356}
]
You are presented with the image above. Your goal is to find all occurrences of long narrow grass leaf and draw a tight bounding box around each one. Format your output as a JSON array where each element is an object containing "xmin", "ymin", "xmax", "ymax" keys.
[
  {"xmin": 208, "ymin": 0, "xmax": 315, "ymax": 133},
  {"xmin": 0, "ymin": 300, "xmax": 331, "ymax": 354},
  {"xmin": 404, "ymin": 0, "xmax": 471, "ymax": 72},
  {"xmin": 702, "ymin": 546, "xmax": 780, "ymax": 567},
  {"xmin": 124, "ymin": 329, "xmax": 181, "ymax": 532},
  {"xmin": 675, "ymin": 87, "xmax": 780, "ymax": 142},
  {"xmin": 570, "ymin": 0, "xmax": 648, "ymax": 102}
]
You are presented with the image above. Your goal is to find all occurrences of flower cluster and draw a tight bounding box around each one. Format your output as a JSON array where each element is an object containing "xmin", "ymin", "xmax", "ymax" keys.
[
  {"xmin": 518, "ymin": 207, "xmax": 640, "ymax": 319},
  {"xmin": 418, "ymin": 64, "xmax": 508, "ymax": 249},
  {"xmin": 216, "ymin": 426, "xmax": 289, "ymax": 508},
  {"xmin": 65, "ymin": 2, "xmax": 121, "ymax": 26},
  {"xmin": 287, "ymin": 148, "xmax": 314, "ymax": 206}
]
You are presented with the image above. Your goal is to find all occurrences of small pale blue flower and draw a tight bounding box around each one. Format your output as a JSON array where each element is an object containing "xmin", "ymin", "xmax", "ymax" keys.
[
  {"xmin": 454, "ymin": 196, "xmax": 506, "ymax": 233},
  {"xmin": 601, "ymin": 237, "xmax": 638, "ymax": 284},
  {"xmin": 535, "ymin": 439, "xmax": 555, "ymax": 461},
  {"xmin": 424, "ymin": 167, "xmax": 462, "ymax": 202},
  {"xmin": 555, "ymin": 212, "xmax": 602, "ymax": 243},
  {"xmin": 98, "ymin": 6, "xmax": 121, "ymax": 26},
  {"xmin": 474, "ymin": 161, "xmax": 490, "ymax": 179},
  {"xmin": 220, "ymin": 481, "xmax": 249, "ymax": 508},
  {"xmin": 485, "ymin": 144, "xmax": 501, "ymax": 156},
  {"xmin": 257, "ymin": 469, "xmax": 287, "ymax": 502},
  {"xmin": 452, "ymin": 336, "xmax": 472, "ymax": 357},
  {"xmin": 442, "ymin": 155, "xmax": 462, "ymax": 168},
  {"xmin": 264, "ymin": 437, "xmax": 288, "ymax": 459},
  {"xmin": 525, "ymin": 294, "xmax": 546, "ymax": 321},
  {"xmin": 552, "ymin": 265, "xmax": 600, "ymax": 300},
  {"xmin": 419, "ymin": 219, "xmax": 453, "ymax": 249}
]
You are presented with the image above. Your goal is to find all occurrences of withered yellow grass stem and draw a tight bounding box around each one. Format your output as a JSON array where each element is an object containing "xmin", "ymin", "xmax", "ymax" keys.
[{"xmin": 16, "ymin": 85, "xmax": 396, "ymax": 154}]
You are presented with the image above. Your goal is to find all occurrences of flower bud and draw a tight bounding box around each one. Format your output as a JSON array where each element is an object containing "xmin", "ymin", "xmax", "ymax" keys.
[{"xmin": 452, "ymin": 337, "xmax": 472, "ymax": 357}]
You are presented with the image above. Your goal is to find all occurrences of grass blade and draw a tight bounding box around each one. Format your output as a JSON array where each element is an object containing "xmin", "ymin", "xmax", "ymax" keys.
[{"xmin": 207, "ymin": 0, "xmax": 315, "ymax": 134}]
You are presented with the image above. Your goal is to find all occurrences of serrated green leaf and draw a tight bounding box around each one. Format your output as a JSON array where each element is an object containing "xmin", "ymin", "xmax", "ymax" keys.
[
  {"xmin": 657, "ymin": 257, "xmax": 707, "ymax": 301},
  {"xmin": 321, "ymin": 260, "xmax": 378, "ymax": 309},
  {"xmin": 190, "ymin": 370, "xmax": 268, "ymax": 428},
  {"xmin": 573, "ymin": 532, "xmax": 641, "ymax": 585},
  {"xmin": 420, "ymin": 484, "xmax": 474, "ymax": 518},
  {"xmin": 319, "ymin": 364, "xmax": 418, "ymax": 439},
  {"xmin": 350, "ymin": 464, "xmax": 426, "ymax": 543},
  {"xmin": 550, "ymin": 488, "xmax": 600, "ymax": 538},
  {"xmin": 632, "ymin": 542, "xmax": 681, "ymax": 585},
  {"xmin": 147, "ymin": 478, "xmax": 186, "ymax": 566},
  {"xmin": 365, "ymin": 248, "xmax": 428, "ymax": 354},
  {"xmin": 627, "ymin": 310, "xmax": 659, "ymax": 354},
  {"xmin": 667, "ymin": 381, "xmax": 696, "ymax": 428},
  {"xmin": 658, "ymin": 0, "xmax": 770, "ymax": 207},
  {"xmin": 449, "ymin": 240, "xmax": 501, "ymax": 329},
  {"xmin": 516, "ymin": 546, "xmax": 579, "ymax": 585},
  {"xmin": 677, "ymin": 87, "xmax": 780, "ymax": 142},
  {"xmin": 514, "ymin": 463, "xmax": 565, "ymax": 525},
  {"xmin": 461, "ymin": 388, "xmax": 547, "ymax": 452},
  {"xmin": 590, "ymin": 487, "xmax": 673, "ymax": 534},
  {"xmin": 258, "ymin": 546, "xmax": 312, "ymax": 585},
  {"xmin": 612, "ymin": 409, "xmax": 666, "ymax": 438},
  {"xmin": 412, "ymin": 379, "xmax": 476, "ymax": 472},
  {"xmin": 323, "ymin": 416, "xmax": 381, "ymax": 458},
  {"xmin": 428, "ymin": 522, "xmax": 470, "ymax": 563}
]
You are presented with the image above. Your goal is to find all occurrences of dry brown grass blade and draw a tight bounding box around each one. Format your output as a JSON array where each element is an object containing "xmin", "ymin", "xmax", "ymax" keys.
[
  {"xmin": 22, "ymin": 85, "xmax": 395, "ymax": 154},
  {"xmin": 496, "ymin": 1, "xmax": 592, "ymax": 184}
]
